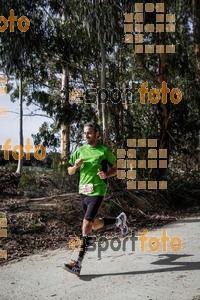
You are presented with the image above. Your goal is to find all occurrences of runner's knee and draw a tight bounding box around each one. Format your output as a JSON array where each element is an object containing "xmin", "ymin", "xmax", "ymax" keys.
[
  {"xmin": 92, "ymin": 218, "xmax": 103, "ymax": 230},
  {"xmin": 82, "ymin": 219, "xmax": 92, "ymax": 232}
]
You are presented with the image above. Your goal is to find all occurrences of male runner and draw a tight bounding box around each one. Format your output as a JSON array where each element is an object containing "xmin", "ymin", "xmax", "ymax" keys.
[{"xmin": 63, "ymin": 122, "xmax": 127, "ymax": 275}]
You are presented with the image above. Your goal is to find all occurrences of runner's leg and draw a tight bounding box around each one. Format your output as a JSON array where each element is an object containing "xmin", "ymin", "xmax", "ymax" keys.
[{"xmin": 77, "ymin": 195, "xmax": 104, "ymax": 266}]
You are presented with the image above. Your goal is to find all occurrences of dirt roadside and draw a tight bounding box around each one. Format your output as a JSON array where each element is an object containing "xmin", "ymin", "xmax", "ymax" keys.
[{"xmin": 1, "ymin": 191, "xmax": 200, "ymax": 265}]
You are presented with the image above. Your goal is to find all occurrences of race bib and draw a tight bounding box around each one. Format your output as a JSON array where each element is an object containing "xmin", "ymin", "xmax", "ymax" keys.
[{"xmin": 80, "ymin": 184, "xmax": 94, "ymax": 194}]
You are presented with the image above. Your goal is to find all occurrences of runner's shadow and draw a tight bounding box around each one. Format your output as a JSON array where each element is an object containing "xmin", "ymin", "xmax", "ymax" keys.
[{"xmin": 79, "ymin": 254, "xmax": 200, "ymax": 281}]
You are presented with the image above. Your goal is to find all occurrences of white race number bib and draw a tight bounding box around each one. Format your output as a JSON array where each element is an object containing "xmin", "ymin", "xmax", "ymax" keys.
[{"xmin": 80, "ymin": 184, "xmax": 94, "ymax": 194}]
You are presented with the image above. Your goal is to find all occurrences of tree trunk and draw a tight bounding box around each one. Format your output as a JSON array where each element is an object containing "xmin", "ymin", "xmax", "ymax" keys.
[
  {"xmin": 117, "ymin": 51, "xmax": 124, "ymax": 143},
  {"xmin": 192, "ymin": 0, "xmax": 200, "ymax": 178},
  {"xmin": 100, "ymin": 38, "xmax": 108, "ymax": 145},
  {"xmin": 60, "ymin": 10, "xmax": 70, "ymax": 160},
  {"xmin": 16, "ymin": 75, "xmax": 23, "ymax": 174},
  {"xmin": 192, "ymin": 0, "xmax": 200, "ymax": 82},
  {"xmin": 158, "ymin": 53, "xmax": 170, "ymax": 152},
  {"xmin": 61, "ymin": 65, "xmax": 70, "ymax": 160},
  {"xmin": 96, "ymin": 66, "xmax": 101, "ymax": 123},
  {"xmin": 156, "ymin": 0, "xmax": 170, "ymax": 180},
  {"xmin": 117, "ymin": 82, "xmax": 123, "ymax": 144}
]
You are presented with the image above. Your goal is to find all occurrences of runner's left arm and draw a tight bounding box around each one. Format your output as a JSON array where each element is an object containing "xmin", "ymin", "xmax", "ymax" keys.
[
  {"xmin": 97, "ymin": 163, "xmax": 117, "ymax": 179},
  {"xmin": 97, "ymin": 147, "xmax": 117, "ymax": 179},
  {"xmin": 105, "ymin": 163, "xmax": 117, "ymax": 178}
]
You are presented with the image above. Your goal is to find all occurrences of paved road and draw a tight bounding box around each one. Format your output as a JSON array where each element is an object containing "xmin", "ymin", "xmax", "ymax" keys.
[{"xmin": 1, "ymin": 217, "xmax": 200, "ymax": 300}]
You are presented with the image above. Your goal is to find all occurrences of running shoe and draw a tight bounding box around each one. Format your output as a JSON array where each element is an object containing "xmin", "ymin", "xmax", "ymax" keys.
[
  {"xmin": 62, "ymin": 259, "xmax": 82, "ymax": 276},
  {"xmin": 117, "ymin": 212, "xmax": 128, "ymax": 235}
]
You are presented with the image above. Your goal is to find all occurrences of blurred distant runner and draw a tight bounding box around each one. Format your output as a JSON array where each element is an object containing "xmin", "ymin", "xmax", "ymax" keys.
[{"xmin": 63, "ymin": 122, "xmax": 128, "ymax": 276}]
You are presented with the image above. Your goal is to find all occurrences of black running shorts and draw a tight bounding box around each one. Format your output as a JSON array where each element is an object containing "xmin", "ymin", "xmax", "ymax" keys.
[{"xmin": 80, "ymin": 194, "xmax": 104, "ymax": 221}]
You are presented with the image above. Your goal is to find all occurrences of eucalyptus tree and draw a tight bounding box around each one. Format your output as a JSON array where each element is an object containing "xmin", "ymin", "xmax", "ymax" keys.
[
  {"xmin": 0, "ymin": 0, "xmax": 47, "ymax": 173},
  {"xmin": 121, "ymin": 0, "xmax": 200, "ymax": 170},
  {"xmin": 30, "ymin": 0, "xmax": 101, "ymax": 159},
  {"xmin": 76, "ymin": 0, "xmax": 125, "ymax": 144},
  {"xmin": 0, "ymin": 0, "xmax": 99, "ymax": 161}
]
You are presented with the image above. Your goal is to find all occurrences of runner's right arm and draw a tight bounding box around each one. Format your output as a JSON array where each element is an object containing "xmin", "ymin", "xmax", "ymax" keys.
[{"xmin": 68, "ymin": 158, "xmax": 83, "ymax": 175}]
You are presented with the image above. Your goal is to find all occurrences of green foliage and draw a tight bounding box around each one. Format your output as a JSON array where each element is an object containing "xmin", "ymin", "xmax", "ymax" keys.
[
  {"xmin": 52, "ymin": 153, "xmax": 67, "ymax": 177},
  {"xmin": 18, "ymin": 168, "xmax": 60, "ymax": 197},
  {"xmin": 3, "ymin": 163, "xmax": 18, "ymax": 172},
  {"xmin": 0, "ymin": 0, "xmax": 199, "ymax": 194},
  {"xmin": 32, "ymin": 122, "xmax": 60, "ymax": 150}
]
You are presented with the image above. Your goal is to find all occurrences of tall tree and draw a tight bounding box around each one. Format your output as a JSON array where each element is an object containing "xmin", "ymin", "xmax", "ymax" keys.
[
  {"xmin": 77, "ymin": 0, "xmax": 124, "ymax": 144},
  {"xmin": 192, "ymin": 0, "xmax": 200, "ymax": 82},
  {"xmin": 16, "ymin": 75, "xmax": 23, "ymax": 174}
]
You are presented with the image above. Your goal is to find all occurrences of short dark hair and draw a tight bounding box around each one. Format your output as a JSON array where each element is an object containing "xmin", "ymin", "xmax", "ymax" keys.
[{"xmin": 84, "ymin": 122, "xmax": 100, "ymax": 133}]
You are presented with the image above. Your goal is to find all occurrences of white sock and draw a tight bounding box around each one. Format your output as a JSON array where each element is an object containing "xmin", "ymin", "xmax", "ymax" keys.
[{"xmin": 115, "ymin": 217, "xmax": 122, "ymax": 226}]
